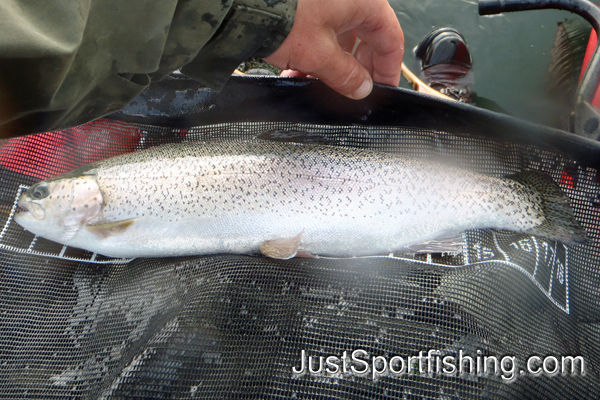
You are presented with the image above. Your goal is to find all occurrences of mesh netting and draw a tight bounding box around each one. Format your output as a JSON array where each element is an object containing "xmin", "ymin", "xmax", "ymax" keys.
[{"xmin": 0, "ymin": 118, "xmax": 599, "ymax": 399}]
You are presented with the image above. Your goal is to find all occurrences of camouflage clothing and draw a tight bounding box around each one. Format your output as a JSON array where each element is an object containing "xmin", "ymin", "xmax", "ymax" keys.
[{"xmin": 0, "ymin": 0, "xmax": 296, "ymax": 137}]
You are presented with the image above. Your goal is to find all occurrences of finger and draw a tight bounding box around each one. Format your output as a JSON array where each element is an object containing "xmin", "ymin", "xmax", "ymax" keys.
[
  {"xmin": 337, "ymin": 31, "xmax": 357, "ymax": 54},
  {"xmin": 280, "ymin": 70, "xmax": 308, "ymax": 77},
  {"xmin": 354, "ymin": 40, "xmax": 374, "ymax": 77},
  {"xmin": 353, "ymin": 1, "xmax": 404, "ymax": 86},
  {"xmin": 311, "ymin": 42, "xmax": 373, "ymax": 99}
]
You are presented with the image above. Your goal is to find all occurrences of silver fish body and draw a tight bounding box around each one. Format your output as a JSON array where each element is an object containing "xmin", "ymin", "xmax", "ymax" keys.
[{"xmin": 14, "ymin": 141, "xmax": 587, "ymax": 258}]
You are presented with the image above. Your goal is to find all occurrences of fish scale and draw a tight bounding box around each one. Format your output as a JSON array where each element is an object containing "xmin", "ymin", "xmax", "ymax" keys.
[{"xmin": 14, "ymin": 140, "xmax": 587, "ymax": 259}]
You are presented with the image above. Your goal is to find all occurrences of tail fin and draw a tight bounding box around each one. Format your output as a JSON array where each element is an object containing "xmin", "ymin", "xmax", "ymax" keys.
[{"xmin": 509, "ymin": 171, "xmax": 588, "ymax": 245}]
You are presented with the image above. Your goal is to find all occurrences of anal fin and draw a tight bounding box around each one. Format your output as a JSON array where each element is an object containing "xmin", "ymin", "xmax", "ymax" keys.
[
  {"xmin": 259, "ymin": 230, "xmax": 304, "ymax": 260},
  {"xmin": 400, "ymin": 231, "xmax": 465, "ymax": 254},
  {"xmin": 86, "ymin": 219, "xmax": 136, "ymax": 238},
  {"xmin": 296, "ymin": 250, "xmax": 317, "ymax": 259}
]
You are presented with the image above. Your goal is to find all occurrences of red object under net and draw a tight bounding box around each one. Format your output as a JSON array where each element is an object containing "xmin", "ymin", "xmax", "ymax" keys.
[{"xmin": 0, "ymin": 119, "xmax": 143, "ymax": 180}]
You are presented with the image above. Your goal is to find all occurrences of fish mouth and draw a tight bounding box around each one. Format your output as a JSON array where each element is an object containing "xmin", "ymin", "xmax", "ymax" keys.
[
  {"xmin": 16, "ymin": 197, "xmax": 45, "ymax": 220},
  {"xmin": 16, "ymin": 198, "xmax": 30, "ymax": 214}
]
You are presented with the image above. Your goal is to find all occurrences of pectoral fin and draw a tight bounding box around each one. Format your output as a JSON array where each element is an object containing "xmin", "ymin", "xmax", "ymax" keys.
[
  {"xmin": 86, "ymin": 219, "xmax": 136, "ymax": 238},
  {"xmin": 259, "ymin": 230, "xmax": 304, "ymax": 259},
  {"xmin": 60, "ymin": 224, "xmax": 81, "ymax": 242}
]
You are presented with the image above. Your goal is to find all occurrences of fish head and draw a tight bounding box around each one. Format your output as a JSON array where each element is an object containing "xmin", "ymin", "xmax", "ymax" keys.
[{"xmin": 15, "ymin": 174, "xmax": 103, "ymax": 243}]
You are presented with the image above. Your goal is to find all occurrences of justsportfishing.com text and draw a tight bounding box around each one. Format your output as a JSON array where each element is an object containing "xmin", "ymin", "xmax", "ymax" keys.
[{"xmin": 291, "ymin": 349, "xmax": 586, "ymax": 382}]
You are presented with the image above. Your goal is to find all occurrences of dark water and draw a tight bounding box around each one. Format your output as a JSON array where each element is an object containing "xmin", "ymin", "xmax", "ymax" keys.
[{"xmin": 389, "ymin": 0, "xmax": 598, "ymax": 127}]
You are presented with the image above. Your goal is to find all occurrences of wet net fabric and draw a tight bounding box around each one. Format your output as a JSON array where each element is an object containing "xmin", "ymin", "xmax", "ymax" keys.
[{"xmin": 0, "ymin": 118, "xmax": 599, "ymax": 399}]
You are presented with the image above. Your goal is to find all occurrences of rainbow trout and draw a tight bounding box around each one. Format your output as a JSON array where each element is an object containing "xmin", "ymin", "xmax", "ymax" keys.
[{"xmin": 14, "ymin": 141, "xmax": 587, "ymax": 259}]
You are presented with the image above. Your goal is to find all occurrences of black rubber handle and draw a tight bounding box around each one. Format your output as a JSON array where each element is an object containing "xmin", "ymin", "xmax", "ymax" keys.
[
  {"xmin": 479, "ymin": 0, "xmax": 599, "ymax": 31},
  {"xmin": 478, "ymin": 0, "xmax": 600, "ymax": 122},
  {"xmin": 478, "ymin": 0, "xmax": 505, "ymax": 14}
]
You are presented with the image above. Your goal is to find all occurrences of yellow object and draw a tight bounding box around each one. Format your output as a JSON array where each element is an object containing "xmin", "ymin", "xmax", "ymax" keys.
[{"xmin": 401, "ymin": 63, "xmax": 455, "ymax": 101}]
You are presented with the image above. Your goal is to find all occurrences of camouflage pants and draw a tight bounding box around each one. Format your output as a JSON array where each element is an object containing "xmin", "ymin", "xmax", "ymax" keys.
[{"xmin": 0, "ymin": 0, "xmax": 295, "ymax": 137}]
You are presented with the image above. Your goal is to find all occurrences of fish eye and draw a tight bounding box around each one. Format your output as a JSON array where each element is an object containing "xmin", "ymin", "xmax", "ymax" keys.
[{"xmin": 30, "ymin": 184, "xmax": 49, "ymax": 200}]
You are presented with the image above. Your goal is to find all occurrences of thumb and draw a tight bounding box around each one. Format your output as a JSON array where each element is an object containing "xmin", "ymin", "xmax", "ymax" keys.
[{"xmin": 315, "ymin": 49, "xmax": 373, "ymax": 99}]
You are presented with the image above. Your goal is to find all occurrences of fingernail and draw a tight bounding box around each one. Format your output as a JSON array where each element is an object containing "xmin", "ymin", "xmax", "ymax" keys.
[{"xmin": 351, "ymin": 78, "xmax": 372, "ymax": 99}]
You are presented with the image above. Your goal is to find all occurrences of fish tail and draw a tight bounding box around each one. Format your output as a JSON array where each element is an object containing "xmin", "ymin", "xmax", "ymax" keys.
[{"xmin": 509, "ymin": 171, "xmax": 588, "ymax": 245}]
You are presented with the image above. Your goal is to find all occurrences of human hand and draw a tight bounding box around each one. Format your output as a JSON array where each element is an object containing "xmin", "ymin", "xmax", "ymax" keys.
[{"xmin": 263, "ymin": 0, "xmax": 404, "ymax": 100}]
